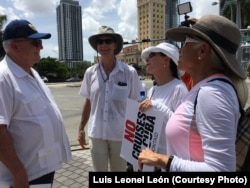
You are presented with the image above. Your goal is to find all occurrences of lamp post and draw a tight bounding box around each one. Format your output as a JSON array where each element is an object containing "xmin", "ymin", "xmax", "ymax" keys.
[{"xmin": 236, "ymin": 0, "xmax": 241, "ymax": 29}]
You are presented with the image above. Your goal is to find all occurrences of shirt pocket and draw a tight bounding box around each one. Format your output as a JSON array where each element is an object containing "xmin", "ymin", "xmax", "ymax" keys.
[{"xmin": 110, "ymin": 84, "xmax": 128, "ymax": 102}]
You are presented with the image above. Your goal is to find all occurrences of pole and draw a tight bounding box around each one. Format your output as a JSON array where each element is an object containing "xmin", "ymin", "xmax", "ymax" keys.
[
  {"xmin": 236, "ymin": 0, "xmax": 241, "ymax": 28},
  {"xmin": 236, "ymin": 0, "xmax": 242, "ymax": 62}
]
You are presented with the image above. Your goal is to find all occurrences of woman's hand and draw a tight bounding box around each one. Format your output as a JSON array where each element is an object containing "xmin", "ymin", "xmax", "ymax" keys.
[
  {"xmin": 138, "ymin": 148, "xmax": 168, "ymax": 171},
  {"xmin": 139, "ymin": 98, "xmax": 152, "ymax": 112}
]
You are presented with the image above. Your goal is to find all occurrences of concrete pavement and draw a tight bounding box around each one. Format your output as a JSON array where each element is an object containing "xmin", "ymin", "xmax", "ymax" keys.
[{"xmin": 53, "ymin": 146, "xmax": 92, "ymax": 188}]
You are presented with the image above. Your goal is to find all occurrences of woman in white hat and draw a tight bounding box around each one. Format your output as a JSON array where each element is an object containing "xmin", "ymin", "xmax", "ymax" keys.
[
  {"xmin": 77, "ymin": 26, "xmax": 142, "ymax": 171},
  {"xmin": 137, "ymin": 42, "xmax": 188, "ymax": 171},
  {"xmin": 138, "ymin": 14, "xmax": 249, "ymax": 171}
]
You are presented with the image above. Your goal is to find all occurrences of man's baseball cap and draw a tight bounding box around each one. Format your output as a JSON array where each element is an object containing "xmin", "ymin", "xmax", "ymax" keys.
[{"xmin": 2, "ymin": 19, "xmax": 51, "ymax": 41}]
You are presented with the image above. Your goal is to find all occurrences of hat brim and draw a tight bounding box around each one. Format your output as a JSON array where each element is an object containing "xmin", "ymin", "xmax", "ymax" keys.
[
  {"xmin": 28, "ymin": 33, "xmax": 51, "ymax": 39},
  {"xmin": 88, "ymin": 33, "xmax": 123, "ymax": 55},
  {"xmin": 166, "ymin": 27, "xmax": 246, "ymax": 79},
  {"xmin": 141, "ymin": 46, "xmax": 178, "ymax": 65}
]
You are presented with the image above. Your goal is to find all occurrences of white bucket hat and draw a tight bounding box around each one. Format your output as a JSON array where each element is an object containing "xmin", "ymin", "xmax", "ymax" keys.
[
  {"xmin": 141, "ymin": 42, "xmax": 179, "ymax": 66},
  {"xmin": 141, "ymin": 42, "xmax": 184, "ymax": 76}
]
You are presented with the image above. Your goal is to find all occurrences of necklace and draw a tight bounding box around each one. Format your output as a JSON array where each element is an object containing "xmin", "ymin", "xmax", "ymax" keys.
[
  {"xmin": 99, "ymin": 59, "xmax": 116, "ymax": 83},
  {"xmin": 99, "ymin": 64, "xmax": 108, "ymax": 82}
]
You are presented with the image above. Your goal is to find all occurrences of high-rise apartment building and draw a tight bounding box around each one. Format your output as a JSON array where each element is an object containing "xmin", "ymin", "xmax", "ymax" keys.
[
  {"xmin": 56, "ymin": 0, "xmax": 83, "ymax": 67},
  {"xmin": 166, "ymin": 0, "xmax": 179, "ymax": 29}
]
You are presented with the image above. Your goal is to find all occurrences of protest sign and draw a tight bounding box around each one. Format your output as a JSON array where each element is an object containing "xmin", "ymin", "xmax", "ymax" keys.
[{"xmin": 120, "ymin": 98, "xmax": 164, "ymax": 171}]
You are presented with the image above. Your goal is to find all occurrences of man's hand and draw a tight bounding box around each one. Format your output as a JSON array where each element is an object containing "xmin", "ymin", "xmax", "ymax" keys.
[{"xmin": 78, "ymin": 130, "xmax": 89, "ymax": 149}]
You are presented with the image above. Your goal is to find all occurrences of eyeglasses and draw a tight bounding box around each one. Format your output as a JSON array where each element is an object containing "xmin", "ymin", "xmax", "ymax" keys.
[
  {"xmin": 148, "ymin": 52, "xmax": 165, "ymax": 59},
  {"xmin": 31, "ymin": 39, "xmax": 42, "ymax": 47},
  {"xmin": 13, "ymin": 39, "xmax": 42, "ymax": 47},
  {"xmin": 183, "ymin": 36, "xmax": 202, "ymax": 46},
  {"xmin": 96, "ymin": 38, "xmax": 115, "ymax": 45}
]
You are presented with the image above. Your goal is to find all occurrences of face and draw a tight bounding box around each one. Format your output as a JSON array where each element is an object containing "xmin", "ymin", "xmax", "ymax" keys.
[
  {"xmin": 11, "ymin": 38, "xmax": 43, "ymax": 65},
  {"xmin": 145, "ymin": 52, "xmax": 168, "ymax": 75},
  {"xmin": 96, "ymin": 36, "xmax": 117, "ymax": 56},
  {"xmin": 178, "ymin": 36, "xmax": 204, "ymax": 71}
]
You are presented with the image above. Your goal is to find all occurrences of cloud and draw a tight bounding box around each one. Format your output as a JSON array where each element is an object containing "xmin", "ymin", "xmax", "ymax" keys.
[
  {"xmin": 10, "ymin": 0, "xmax": 56, "ymax": 18},
  {"xmin": 0, "ymin": 0, "xmax": 219, "ymax": 62}
]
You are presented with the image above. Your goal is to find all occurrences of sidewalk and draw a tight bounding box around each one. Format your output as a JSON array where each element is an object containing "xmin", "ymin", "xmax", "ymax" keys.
[{"xmin": 53, "ymin": 146, "xmax": 92, "ymax": 188}]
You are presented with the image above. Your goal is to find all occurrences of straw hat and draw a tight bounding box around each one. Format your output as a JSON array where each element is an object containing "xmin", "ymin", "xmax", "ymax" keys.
[
  {"xmin": 166, "ymin": 14, "xmax": 246, "ymax": 79},
  {"xmin": 88, "ymin": 26, "xmax": 123, "ymax": 55}
]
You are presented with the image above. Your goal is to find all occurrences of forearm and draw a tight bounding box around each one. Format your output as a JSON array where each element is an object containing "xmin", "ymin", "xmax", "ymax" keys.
[{"xmin": 78, "ymin": 99, "xmax": 91, "ymax": 131}]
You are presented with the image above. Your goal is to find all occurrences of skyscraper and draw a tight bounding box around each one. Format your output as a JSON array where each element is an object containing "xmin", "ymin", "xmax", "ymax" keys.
[{"xmin": 56, "ymin": 0, "xmax": 83, "ymax": 67}]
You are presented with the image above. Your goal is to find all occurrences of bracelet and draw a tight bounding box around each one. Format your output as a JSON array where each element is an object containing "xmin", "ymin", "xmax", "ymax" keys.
[
  {"xmin": 79, "ymin": 130, "xmax": 85, "ymax": 135},
  {"xmin": 165, "ymin": 155, "xmax": 174, "ymax": 172}
]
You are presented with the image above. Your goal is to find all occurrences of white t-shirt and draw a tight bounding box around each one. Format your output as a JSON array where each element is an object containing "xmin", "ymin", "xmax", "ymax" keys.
[
  {"xmin": 147, "ymin": 78, "xmax": 188, "ymax": 154},
  {"xmin": 166, "ymin": 75, "xmax": 240, "ymax": 171}
]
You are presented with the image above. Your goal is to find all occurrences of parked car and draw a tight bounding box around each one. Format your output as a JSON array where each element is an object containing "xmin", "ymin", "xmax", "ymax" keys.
[
  {"xmin": 65, "ymin": 77, "xmax": 82, "ymax": 82},
  {"xmin": 139, "ymin": 76, "xmax": 145, "ymax": 80},
  {"xmin": 41, "ymin": 76, "xmax": 48, "ymax": 83}
]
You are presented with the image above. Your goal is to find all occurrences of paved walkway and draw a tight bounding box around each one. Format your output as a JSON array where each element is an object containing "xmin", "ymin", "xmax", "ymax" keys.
[{"xmin": 53, "ymin": 146, "xmax": 92, "ymax": 188}]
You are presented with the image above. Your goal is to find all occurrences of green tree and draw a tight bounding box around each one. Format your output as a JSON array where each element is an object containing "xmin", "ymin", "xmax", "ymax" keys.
[
  {"xmin": 69, "ymin": 61, "xmax": 92, "ymax": 79},
  {"xmin": 0, "ymin": 15, "xmax": 7, "ymax": 59},
  {"xmin": 220, "ymin": 0, "xmax": 250, "ymax": 29},
  {"xmin": 33, "ymin": 57, "xmax": 69, "ymax": 82}
]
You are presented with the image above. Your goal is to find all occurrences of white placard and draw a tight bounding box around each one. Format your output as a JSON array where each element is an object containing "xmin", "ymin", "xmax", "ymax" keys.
[{"xmin": 120, "ymin": 98, "xmax": 164, "ymax": 171}]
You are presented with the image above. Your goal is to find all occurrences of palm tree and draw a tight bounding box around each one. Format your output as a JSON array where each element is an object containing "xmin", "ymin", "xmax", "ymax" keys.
[
  {"xmin": 0, "ymin": 15, "xmax": 7, "ymax": 59},
  {"xmin": 220, "ymin": 0, "xmax": 250, "ymax": 29}
]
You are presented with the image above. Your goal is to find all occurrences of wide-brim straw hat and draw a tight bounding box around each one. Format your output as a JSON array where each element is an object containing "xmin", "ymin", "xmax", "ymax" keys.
[
  {"xmin": 166, "ymin": 14, "xmax": 246, "ymax": 79},
  {"xmin": 88, "ymin": 26, "xmax": 123, "ymax": 55}
]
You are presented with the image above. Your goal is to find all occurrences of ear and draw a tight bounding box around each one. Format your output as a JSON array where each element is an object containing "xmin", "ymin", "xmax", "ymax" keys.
[
  {"xmin": 10, "ymin": 41, "xmax": 19, "ymax": 51},
  {"xmin": 198, "ymin": 42, "xmax": 211, "ymax": 60}
]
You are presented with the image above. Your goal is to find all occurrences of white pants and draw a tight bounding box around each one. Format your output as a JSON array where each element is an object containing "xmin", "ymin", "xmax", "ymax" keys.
[{"xmin": 89, "ymin": 138, "xmax": 126, "ymax": 171}]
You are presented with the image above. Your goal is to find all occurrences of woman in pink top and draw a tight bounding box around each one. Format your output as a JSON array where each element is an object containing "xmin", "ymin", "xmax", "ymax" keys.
[{"xmin": 138, "ymin": 14, "xmax": 249, "ymax": 171}]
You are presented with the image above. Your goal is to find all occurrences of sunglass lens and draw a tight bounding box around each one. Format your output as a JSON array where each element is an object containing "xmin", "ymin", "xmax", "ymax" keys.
[
  {"xmin": 97, "ymin": 39, "xmax": 114, "ymax": 45},
  {"xmin": 148, "ymin": 52, "xmax": 156, "ymax": 58},
  {"xmin": 32, "ymin": 39, "xmax": 42, "ymax": 47}
]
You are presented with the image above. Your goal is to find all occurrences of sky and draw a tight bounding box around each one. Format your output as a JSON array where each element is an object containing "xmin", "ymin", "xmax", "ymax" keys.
[{"xmin": 0, "ymin": 0, "xmax": 219, "ymax": 62}]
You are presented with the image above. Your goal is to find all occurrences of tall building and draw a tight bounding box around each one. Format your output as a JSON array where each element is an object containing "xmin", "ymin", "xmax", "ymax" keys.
[
  {"xmin": 56, "ymin": 0, "xmax": 83, "ymax": 67},
  {"xmin": 137, "ymin": 0, "xmax": 179, "ymax": 50},
  {"xmin": 166, "ymin": 0, "xmax": 179, "ymax": 29},
  {"xmin": 137, "ymin": 0, "xmax": 166, "ymax": 50}
]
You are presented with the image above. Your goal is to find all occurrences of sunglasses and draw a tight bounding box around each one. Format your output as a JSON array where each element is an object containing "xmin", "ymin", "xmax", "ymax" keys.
[
  {"xmin": 13, "ymin": 39, "xmax": 42, "ymax": 47},
  {"xmin": 96, "ymin": 38, "xmax": 115, "ymax": 45},
  {"xmin": 148, "ymin": 52, "xmax": 165, "ymax": 59},
  {"xmin": 183, "ymin": 36, "xmax": 202, "ymax": 46},
  {"xmin": 31, "ymin": 39, "xmax": 42, "ymax": 47}
]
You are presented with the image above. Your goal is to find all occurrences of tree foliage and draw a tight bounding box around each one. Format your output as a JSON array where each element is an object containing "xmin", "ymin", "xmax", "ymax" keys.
[
  {"xmin": 0, "ymin": 15, "xmax": 7, "ymax": 59},
  {"xmin": 220, "ymin": 0, "xmax": 250, "ymax": 29},
  {"xmin": 33, "ymin": 57, "xmax": 92, "ymax": 82}
]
